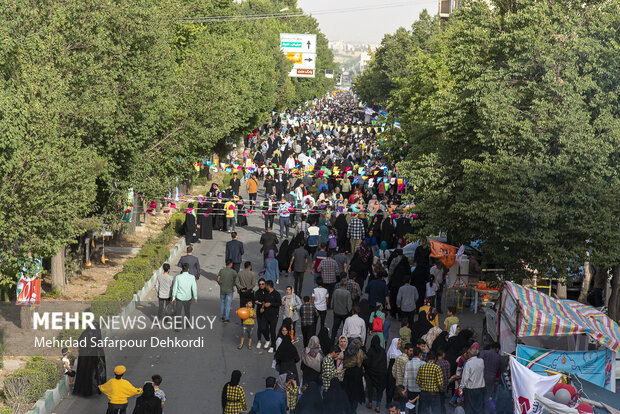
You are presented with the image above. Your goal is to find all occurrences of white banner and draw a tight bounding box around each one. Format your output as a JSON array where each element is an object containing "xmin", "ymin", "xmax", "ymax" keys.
[
  {"xmin": 532, "ymin": 394, "xmax": 578, "ymax": 414},
  {"xmin": 509, "ymin": 356, "xmax": 561, "ymax": 414}
]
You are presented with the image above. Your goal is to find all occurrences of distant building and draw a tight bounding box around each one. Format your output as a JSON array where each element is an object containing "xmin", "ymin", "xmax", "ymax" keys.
[
  {"xmin": 359, "ymin": 52, "xmax": 372, "ymax": 72},
  {"xmin": 438, "ymin": 0, "xmax": 460, "ymax": 18}
]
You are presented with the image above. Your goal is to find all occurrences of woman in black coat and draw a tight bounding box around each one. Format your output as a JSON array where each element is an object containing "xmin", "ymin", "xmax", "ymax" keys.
[
  {"xmin": 197, "ymin": 201, "xmax": 213, "ymax": 240},
  {"xmin": 183, "ymin": 203, "xmax": 198, "ymax": 245},
  {"xmin": 133, "ymin": 382, "xmax": 162, "ymax": 414},
  {"xmin": 275, "ymin": 331, "xmax": 300, "ymax": 381},
  {"xmin": 363, "ymin": 335, "xmax": 387, "ymax": 412}
]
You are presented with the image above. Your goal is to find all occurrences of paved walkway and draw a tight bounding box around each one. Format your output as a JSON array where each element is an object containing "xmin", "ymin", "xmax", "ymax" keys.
[{"xmin": 55, "ymin": 186, "xmax": 483, "ymax": 413}]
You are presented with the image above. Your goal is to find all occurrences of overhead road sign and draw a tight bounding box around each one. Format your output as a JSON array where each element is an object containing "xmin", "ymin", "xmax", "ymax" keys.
[
  {"xmin": 280, "ymin": 33, "xmax": 317, "ymax": 78},
  {"xmin": 280, "ymin": 33, "xmax": 316, "ymax": 53}
]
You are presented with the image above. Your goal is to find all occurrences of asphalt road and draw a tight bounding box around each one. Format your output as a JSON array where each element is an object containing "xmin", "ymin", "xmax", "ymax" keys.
[{"xmin": 55, "ymin": 187, "xmax": 479, "ymax": 413}]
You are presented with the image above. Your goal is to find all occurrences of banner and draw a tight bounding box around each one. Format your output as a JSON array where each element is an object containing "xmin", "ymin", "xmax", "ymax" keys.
[
  {"xmin": 428, "ymin": 239, "xmax": 457, "ymax": 269},
  {"xmin": 16, "ymin": 258, "xmax": 42, "ymax": 306},
  {"xmin": 510, "ymin": 356, "xmax": 561, "ymax": 414},
  {"xmin": 532, "ymin": 394, "xmax": 578, "ymax": 414},
  {"xmin": 516, "ymin": 344, "xmax": 614, "ymax": 390}
]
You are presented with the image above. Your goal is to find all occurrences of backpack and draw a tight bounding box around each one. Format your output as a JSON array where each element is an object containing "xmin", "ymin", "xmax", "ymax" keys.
[{"xmin": 371, "ymin": 316, "xmax": 384, "ymax": 333}]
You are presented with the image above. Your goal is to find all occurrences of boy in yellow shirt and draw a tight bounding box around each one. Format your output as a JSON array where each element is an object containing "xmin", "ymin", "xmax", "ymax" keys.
[
  {"xmin": 238, "ymin": 300, "xmax": 256, "ymax": 350},
  {"xmin": 99, "ymin": 365, "xmax": 142, "ymax": 413}
]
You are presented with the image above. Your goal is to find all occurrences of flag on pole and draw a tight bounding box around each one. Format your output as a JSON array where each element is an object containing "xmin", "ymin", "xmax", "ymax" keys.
[
  {"xmin": 509, "ymin": 356, "xmax": 561, "ymax": 414},
  {"xmin": 428, "ymin": 239, "xmax": 457, "ymax": 269}
]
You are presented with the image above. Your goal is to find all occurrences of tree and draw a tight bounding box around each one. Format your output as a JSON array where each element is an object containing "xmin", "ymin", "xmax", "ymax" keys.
[{"xmin": 362, "ymin": 0, "xmax": 620, "ymax": 292}]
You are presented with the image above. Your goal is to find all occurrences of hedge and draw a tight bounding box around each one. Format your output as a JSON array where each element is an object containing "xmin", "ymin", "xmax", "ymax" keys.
[
  {"xmin": 4, "ymin": 369, "xmax": 49, "ymax": 410},
  {"xmin": 88, "ymin": 211, "xmax": 185, "ymax": 320},
  {"xmin": 24, "ymin": 359, "xmax": 60, "ymax": 390},
  {"xmin": 3, "ymin": 358, "xmax": 60, "ymax": 411}
]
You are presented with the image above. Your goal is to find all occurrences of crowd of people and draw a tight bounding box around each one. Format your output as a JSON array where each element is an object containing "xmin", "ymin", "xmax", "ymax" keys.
[
  {"xmin": 210, "ymin": 92, "xmax": 511, "ymax": 414},
  {"xmin": 67, "ymin": 92, "xmax": 512, "ymax": 414}
]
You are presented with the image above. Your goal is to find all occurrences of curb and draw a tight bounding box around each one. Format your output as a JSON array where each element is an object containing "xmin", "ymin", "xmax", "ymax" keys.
[{"xmin": 27, "ymin": 237, "xmax": 186, "ymax": 414}]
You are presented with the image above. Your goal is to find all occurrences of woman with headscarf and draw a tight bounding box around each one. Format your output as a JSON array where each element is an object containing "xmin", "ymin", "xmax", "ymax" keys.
[
  {"xmin": 357, "ymin": 298, "xmax": 371, "ymax": 333},
  {"xmin": 380, "ymin": 216, "xmax": 395, "ymax": 249},
  {"xmin": 220, "ymin": 370, "xmax": 246, "ymax": 414},
  {"xmin": 389, "ymin": 257, "xmax": 411, "ymax": 318},
  {"xmin": 133, "ymin": 382, "xmax": 162, "ymax": 414},
  {"xmin": 368, "ymin": 305, "xmax": 387, "ymax": 348},
  {"xmin": 296, "ymin": 382, "xmax": 324, "ymax": 414},
  {"xmin": 376, "ymin": 240, "xmax": 390, "ymax": 263},
  {"xmin": 73, "ymin": 323, "xmax": 106, "ymax": 397},
  {"xmin": 343, "ymin": 338, "xmax": 365, "ymax": 413},
  {"xmin": 349, "ymin": 241, "xmax": 373, "ymax": 290},
  {"xmin": 446, "ymin": 327, "xmax": 474, "ymax": 375},
  {"xmin": 411, "ymin": 264, "xmax": 428, "ymax": 311},
  {"xmin": 183, "ymin": 203, "xmax": 198, "ymax": 245},
  {"xmin": 277, "ymin": 239, "xmax": 290, "ymax": 273},
  {"xmin": 275, "ymin": 318, "xmax": 294, "ymax": 350},
  {"xmin": 275, "ymin": 329, "xmax": 300, "ymax": 381},
  {"xmin": 323, "ymin": 378, "xmax": 349, "ymax": 413},
  {"xmin": 197, "ymin": 198, "xmax": 213, "ymax": 240},
  {"xmin": 431, "ymin": 330, "xmax": 449, "ymax": 354},
  {"xmin": 262, "ymin": 250, "xmax": 279, "ymax": 284},
  {"xmin": 301, "ymin": 336, "xmax": 323, "ymax": 386},
  {"xmin": 364, "ymin": 335, "xmax": 387, "ymax": 413},
  {"xmin": 214, "ymin": 194, "xmax": 226, "ymax": 231},
  {"xmin": 235, "ymin": 198, "xmax": 248, "ymax": 227},
  {"xmin": 334, "ymin": 213, "xmax": 350, "ymax": 252},
  {"xmin": 410, "ymin": 310, "xmax": 433, "ymax": 344},
  {"xmin": 335, "ymin": 335, "xmax": 348, "ymax": 375},
  {"xmin": 282, "ymin": 286, "xmax": 301, "ymax": 333},
  {"xmin": 385, "ymin": 338, "xmax": 402, "ymax": 406},
  {"xmin": 422, "ymin": 326, "xmax": 443, "ymax": 350},
  {"xmin": 317, "ymin": 326, "xmax": 332, "ymax": 356}
]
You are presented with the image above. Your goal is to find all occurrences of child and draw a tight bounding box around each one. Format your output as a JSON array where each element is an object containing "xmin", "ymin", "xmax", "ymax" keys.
[
  {"xmin": 238, "ymin": 300, "xmax": 256, "ymax": 350},
  {"xmin": 444, "ymin": 306, "xmax": 459, "ymax": 332},
  {"xmin": 327, "ymin": 228, "xmax": 338, "ymax": 254},
  {"xmin": 61, "ymin": 348, "xmax": 75, "ymax": 386},
  {"xmin": 399, "ymin": 320, "xmax": 411, "ymax": 346},
  {"xmin": 152, "ymin": 374, "xmax": 166, "ymax": 412},
  {"xmin": 425, "ymin": 275, "xmax": 439, "ymax": 308}
]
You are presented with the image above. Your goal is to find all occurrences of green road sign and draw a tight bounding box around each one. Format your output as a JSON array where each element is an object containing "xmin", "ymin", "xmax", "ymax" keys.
[{"xmin": 281, "ymin": 41, "xmax": 302, "ymax": 48}]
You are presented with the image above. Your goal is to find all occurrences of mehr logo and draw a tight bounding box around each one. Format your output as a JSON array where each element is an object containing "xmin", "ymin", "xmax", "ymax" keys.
[{"xmin": 33, "ymin": 312, "xmax": 95, "ymax": 330}]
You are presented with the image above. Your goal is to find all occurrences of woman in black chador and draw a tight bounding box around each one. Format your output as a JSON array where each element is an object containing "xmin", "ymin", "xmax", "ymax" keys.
[
  {"xmin": 198, "ymin": 197, "xmax": 213, "ymax": 240},
  {"xmin": 73, "ymin": 323, "xmax": 107, "ymax": 397},
  {"xmin": 183, "ymin": 203, "xmax": 198, "ymax": 245}
]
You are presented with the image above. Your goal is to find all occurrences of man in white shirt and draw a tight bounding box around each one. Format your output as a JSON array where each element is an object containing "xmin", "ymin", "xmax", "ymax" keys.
[
  {"xmin": 341, "ymin": 306, "xmax": 366, "ymax": 344},
  {"xmin": 459, "ymin": 345, "xmax": 485, "ymax": 414},
  {"xmin": 429, "ymin": 261, "xmax": 445, "ymax": 312},
  {"xmin": 312, "ymin": 277, "xmax": 329, "ymax": 330}
]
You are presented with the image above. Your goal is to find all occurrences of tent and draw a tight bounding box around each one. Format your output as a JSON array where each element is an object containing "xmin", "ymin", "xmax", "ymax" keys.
[{"xmin": 500, "ymin": 281, "xmax": 620, "ymax": 391}]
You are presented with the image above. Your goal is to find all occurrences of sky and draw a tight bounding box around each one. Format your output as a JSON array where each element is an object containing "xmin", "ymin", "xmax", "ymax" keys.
[{"xmin": 296, "ymin": 0, "xmax": 438, "ymax": 44}]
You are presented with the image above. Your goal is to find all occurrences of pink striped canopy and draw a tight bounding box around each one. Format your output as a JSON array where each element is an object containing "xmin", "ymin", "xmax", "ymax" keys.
[{"xmin": 505, "ymin": 281, "xmax": 620, "ymax": 353}]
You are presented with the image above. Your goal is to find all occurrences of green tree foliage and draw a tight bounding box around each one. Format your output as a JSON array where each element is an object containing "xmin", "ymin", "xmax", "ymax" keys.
[
  {"xmin": 0, "ymin": 0, "xmax": 335, "ymax": 287},
  {"xmin": 358, "ymin": 0, "xmax": 620, "ymax": 281}
]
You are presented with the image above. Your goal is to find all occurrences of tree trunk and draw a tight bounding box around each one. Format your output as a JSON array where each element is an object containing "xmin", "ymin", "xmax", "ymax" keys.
[
  {"xmin": 578, "ymin": 252, "xmax": 592, "ymax": 304},
  {"xmin": 51, "ymin": 247, "xmax": 65, "ymax": 293},
  {"xmin": 142, "ymin": 199, "xmax": 148, "ymax": 225},
  {"xmin": 556, "ymin": 280, "xmax": 567, "ymax": 299},
  {"xmin": 608, "ymin": 265, "xmax": 620, "ymax": 321}
]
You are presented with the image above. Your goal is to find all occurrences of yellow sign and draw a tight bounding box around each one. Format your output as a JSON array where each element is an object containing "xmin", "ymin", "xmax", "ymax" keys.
[{"xmin": 286, "ymin": 53, "xmax": 302, "ymax": 64}]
